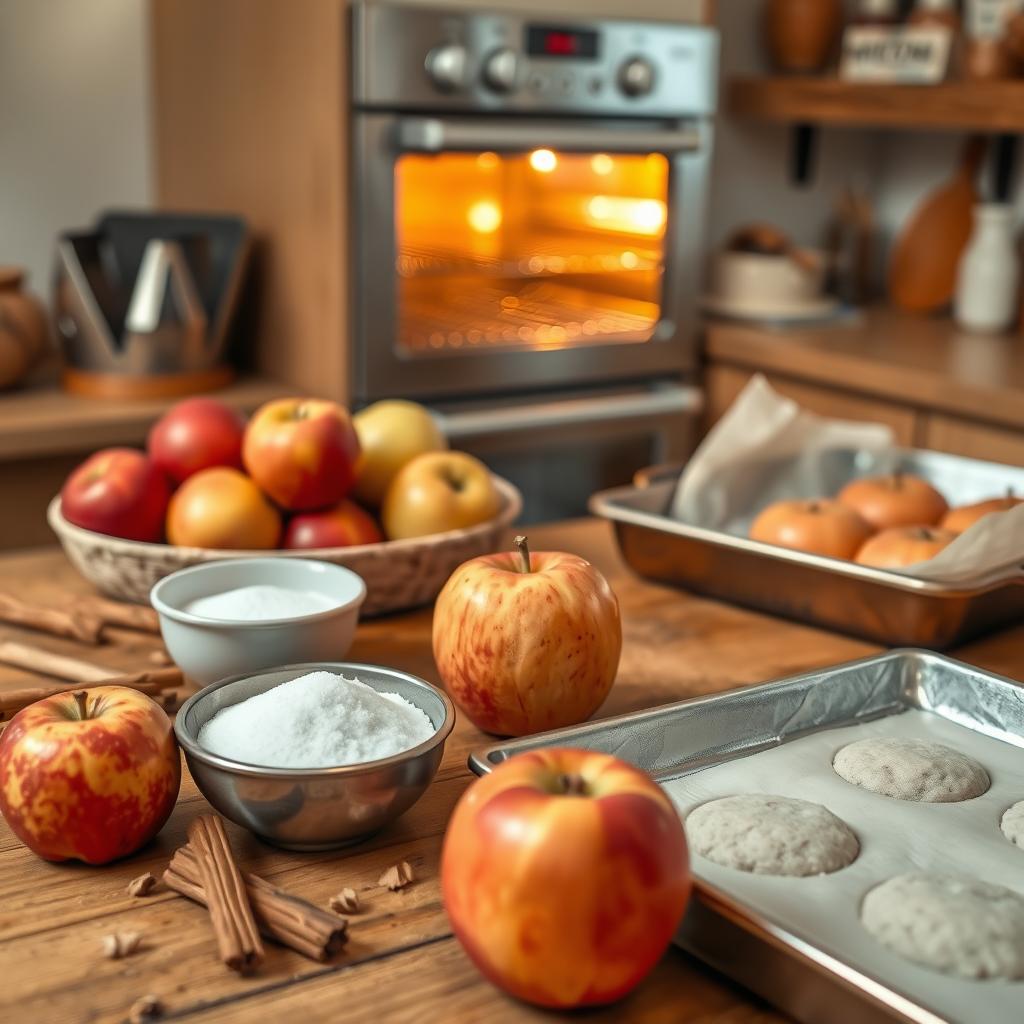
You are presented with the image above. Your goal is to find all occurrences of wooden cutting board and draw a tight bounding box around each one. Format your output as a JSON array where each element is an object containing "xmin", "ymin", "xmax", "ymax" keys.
[{"xmin": 888, "ymin": 136, "xmax": 986, "ymax": 313}]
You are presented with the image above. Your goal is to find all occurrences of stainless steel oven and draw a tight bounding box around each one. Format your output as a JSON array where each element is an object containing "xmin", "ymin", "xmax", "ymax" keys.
[{"xmin": 350, "ymin": 2, "xmax": 717, "ymax": 519}]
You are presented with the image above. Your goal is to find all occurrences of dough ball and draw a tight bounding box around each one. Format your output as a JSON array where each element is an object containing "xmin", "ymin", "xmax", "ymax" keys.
[
  {"xmin": 686, "ymin": 794, "xmax": 859, "ymax": 877},
  {"xmin": 861, "ymin": 873, "xmax": 1024, "ymax": 980},
  {"xmin": 1001, "ymin": 800, "xmax": 1024, "ymax": 851},
  {"xmin": 832, "ymin": 737, "xmax": 989, "ymax": 803}
]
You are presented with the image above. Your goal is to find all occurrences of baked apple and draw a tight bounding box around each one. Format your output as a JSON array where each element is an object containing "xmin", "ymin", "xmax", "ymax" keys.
[
  {"xmin": 942, "ymin": 491, "xmax": 1022, "ymax": 534},
  {"xmin": 749, "ymin": 498, "xmax": 873, "ymax": 559},
  {"xmin": 854, "ymin": 526, "xmax": 957, "ymax": 569},
  {"xmin": 837, "ymin": 472, "xmax": 948, "ymax": 530}
]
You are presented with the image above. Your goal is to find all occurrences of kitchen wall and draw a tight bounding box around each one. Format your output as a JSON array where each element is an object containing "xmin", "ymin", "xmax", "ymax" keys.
[{"xmin": 0, "ymin": 0, "xmax": 153, "ymax": 299}]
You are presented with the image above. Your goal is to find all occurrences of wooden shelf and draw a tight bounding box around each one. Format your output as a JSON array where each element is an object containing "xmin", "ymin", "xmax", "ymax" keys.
[
  {"xmin": 728, "ymin": 77, "xmax": 1024, "ymax": 133},
  {"xmin": 0, "ymin": 374, "xmax": 291, "ymax": 462}
]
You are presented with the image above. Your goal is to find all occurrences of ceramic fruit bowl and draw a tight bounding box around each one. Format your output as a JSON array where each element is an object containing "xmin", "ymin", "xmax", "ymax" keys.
[{"xmin": 47, "ymin": 475, "xmax": 522, "ymax": 616}]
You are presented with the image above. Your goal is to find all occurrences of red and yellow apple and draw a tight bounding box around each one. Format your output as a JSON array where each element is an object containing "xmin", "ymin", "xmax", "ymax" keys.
[
  {"xmin": 383, "ymin": 450, "xmax": 500, "ymax": 540},
  {"xmin": 60, "ymin": 447, "xmax": 170, "ymax": 543},
  {"xmin": 0, "ymin": 686, "xmax": 180, "ymax": 864},
  {"xmin": 749, "ymin": 497, "xmax": 873, "ymax": 560},
  {"xmin": 352, "ymin": 399, "xmax": 448, "ymax": 507},
  {"xmin": 442, "ymin": 748, "xmax": 691, "ymax": 1008},
  {"xmin": 942, "ymin": 491, "xmax": 1023, "ymax": 533},
  {"xmin": 243, "ymin": 397, "xmax": 361, "ymax": 511},
  {"xmin": 167, "ymin": 466, "xmax": 281, "ymax": 549},
  {"xmin": 147, "ymin": 396, "xmax": 246, "ymax": 484},
  {"xmin": 837, "ymin": 472, "xmax": 948, "ymax": 530},
  {"xmin": 432, "ymin": 536, "xmax": 621, "ymax": 735},
  {"xmin": 855, "ymin": 525, "xmax": 957, "ymax": 568},
  {"xmin": 283, "ymin": 498, "xmax": 383, "ymax": 549}
]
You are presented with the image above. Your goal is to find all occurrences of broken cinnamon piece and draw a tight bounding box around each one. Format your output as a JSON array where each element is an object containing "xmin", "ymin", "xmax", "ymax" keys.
[
  {"xmin": 0, "ymin": 592, "xmax": 104, "ymax": 644},
  {"xmin": 164, "ymin": 843, "xmax": 347, "ymax": 962},
  {"xmin": 128, "ymin": 994, "xmax": 162, "ymax": 1023},
  {"xmin": 87, "ymin": 596, "xmax": 161, "ymax": 635},
  {"xmin": 328, "ymin": 887, "xmax": 361, "ymax": 914},
  {"xmin": 126, "ymin": 873, "xmax": 157, "ymax": 898},
  {"xmin": 378, "ymin": 861, "xmax": 414, "ymax": 891},
  {"xmin": 185, "ymin": 816, "xmax": 264, "ymax": 973},
  {"xmin": 102, "ymin": 931, "xmax": 143, "ymax": 959}
]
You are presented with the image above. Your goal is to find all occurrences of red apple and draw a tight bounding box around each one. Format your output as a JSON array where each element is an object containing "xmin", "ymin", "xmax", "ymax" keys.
[
  {"xmin": 60, "ymin": 448, "xmax": 170, "ymax": 542},
  {"xmin": 283, "ymin": 498, "xmax": 383, "ymax": 549},
  {"xmin": 442, "ymin": 748, "xmax": 691, "ymax": 1008},
  {"xmin": 243, "ymin": 397, "xmax": 361, "ymax": 511},
  {"xmin": 432, "ymin": 536, "xmax": 621, "ymax": 736},
  {"xmin": 0, "ymin": 687, "xmax": 181, "ymax": 864},
  {"xmin": 147, "ymin": 396, "xmax": 246, "ymax": 483}
]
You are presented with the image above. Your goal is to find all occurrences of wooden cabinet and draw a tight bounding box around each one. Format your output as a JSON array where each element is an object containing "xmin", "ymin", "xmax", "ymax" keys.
[{"xmin": 924, "ymin": 416, "xmax": 1024, "ymax": 467}]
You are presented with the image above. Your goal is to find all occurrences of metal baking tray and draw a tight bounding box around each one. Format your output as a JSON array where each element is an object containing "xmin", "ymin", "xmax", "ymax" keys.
[
  {"xmin": 589, "ymin": 447, "xmax": 1024, "ymax": 648},
  {"xmin": 469, "ymin": 650, "xmax": 1024, "ymax": 1024}
]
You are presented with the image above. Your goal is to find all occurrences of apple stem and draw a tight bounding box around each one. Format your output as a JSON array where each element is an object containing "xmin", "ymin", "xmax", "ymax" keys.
[
  {"xmin": 72, "ymin": 690, "xmax": 90, "ymax": 721},
  {"xmin": 513, "ymin": 535, "xmax": 532, "ymax": 574},
  {"xmin": 893, "ymin": 468, "xmax": 904, "ymax": 489},
  {"xmin": 560, "ymin": 773, "xmax": 588, "ymax": 796}
]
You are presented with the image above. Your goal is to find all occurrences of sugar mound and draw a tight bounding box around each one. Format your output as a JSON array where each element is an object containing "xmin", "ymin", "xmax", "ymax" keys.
[
  {"xmin": 198, "ymin": 670, "xmax": 435, "ymax": 768},
  {"xmin": 186, "ymin": 584, "xmax": 338, "ymax": 621}
]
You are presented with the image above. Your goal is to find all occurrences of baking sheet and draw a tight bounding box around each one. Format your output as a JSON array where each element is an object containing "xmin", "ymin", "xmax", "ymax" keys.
[{"xmin": 666, "ymin": 710, "xmax": 1024, "ymax": 1024}]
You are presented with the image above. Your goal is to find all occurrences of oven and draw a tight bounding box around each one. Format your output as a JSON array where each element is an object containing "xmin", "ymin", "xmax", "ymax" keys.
[{"xmin": 350, "ymin": 2, "xmax": 718, "ymax": 520}]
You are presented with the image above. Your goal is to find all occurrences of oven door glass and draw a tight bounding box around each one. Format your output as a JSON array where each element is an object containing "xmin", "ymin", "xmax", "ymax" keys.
[{"xmin": 394, "ymin": 150, "xmax": 668, "ymax": 355}]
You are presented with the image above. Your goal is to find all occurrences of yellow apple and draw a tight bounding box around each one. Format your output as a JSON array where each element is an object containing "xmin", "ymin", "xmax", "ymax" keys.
[
  {"xmin": 353, "ymin": 400, "xmax": 448, "ymax": 507},
  {"xmin": 382, "ymin": 451, "xmax": 499, "ymax": 540}
]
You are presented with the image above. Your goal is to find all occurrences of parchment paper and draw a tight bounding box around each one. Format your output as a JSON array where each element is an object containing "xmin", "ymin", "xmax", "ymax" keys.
[
  {"xmin": 664, "ymin": 710, "xmax": 1024, "ymax": 1024},
  {"xmin": 670, "ymin": 374, "xmax": 1024, "ymax": 585}
]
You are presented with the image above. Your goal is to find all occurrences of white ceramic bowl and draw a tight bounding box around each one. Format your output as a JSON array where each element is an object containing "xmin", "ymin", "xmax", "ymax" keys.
[
  {"xmin": 150, "ymin": 558, "xmax": 366, "ymax": 685},
  {"xmin": 711, "ymin": 250, "xmax": 826, "ymax": 307}
]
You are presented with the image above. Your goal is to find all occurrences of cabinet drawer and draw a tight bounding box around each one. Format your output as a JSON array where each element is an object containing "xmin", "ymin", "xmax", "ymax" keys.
[{"xmin": 924, "ymin": 416, "xmax": 1024, "ymax": 466}]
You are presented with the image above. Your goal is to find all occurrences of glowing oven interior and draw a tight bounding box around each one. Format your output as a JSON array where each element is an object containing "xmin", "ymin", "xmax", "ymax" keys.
[{"xmin": 395, "ymin": 150, "xmax": 669, "ymax": 354}]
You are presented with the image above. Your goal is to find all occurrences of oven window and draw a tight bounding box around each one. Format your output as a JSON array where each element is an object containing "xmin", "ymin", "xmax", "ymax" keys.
[{"xmin": 394, "ymin": 150, "xmax": 668, "ymax": 355}]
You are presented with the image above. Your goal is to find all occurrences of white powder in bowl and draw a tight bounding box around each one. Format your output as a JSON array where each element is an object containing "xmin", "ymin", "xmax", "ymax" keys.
[
  {"xmin": 198, "ymin": 670, "xmax": 436, "ymax": 768},
  {"xmin": 186, "ymin": 584, "xmax": 339, "ymax": 621}
]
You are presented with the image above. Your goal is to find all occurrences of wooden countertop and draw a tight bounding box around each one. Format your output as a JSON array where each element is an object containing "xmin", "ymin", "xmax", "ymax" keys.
[
  {"xmin": 705, "ymin": 308, "xmax": 1024, "ymax": 431},
  {"xmin": 2, "ymin": 520, "xmax": 1023, "ymax": 1023}
]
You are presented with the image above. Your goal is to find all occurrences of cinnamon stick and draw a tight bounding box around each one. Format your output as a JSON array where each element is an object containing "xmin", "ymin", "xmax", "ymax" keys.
[
  {"xmin": 185, "ymin": 816, "xmax": 264, "ymax": 973},
  {"xmin": 0, "ymin": 593, "xmax": 104, "ymax": 644},
  {"xmin": 87, "ymin": 597, "xmax": 161, "ymax": 636},
  {"xmin": 0, "ymin": 680, "xmax": 166, "ymax": 719},
  {"xmin": 164, "ymin": 845, "xmax": 348, "ymax": 962},
  {"xmin": 0, "ymin": 640, "xmax": 182, "ymax": 686}
]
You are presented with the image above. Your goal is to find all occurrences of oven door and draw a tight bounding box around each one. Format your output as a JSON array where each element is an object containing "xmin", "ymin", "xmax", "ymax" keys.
[{"xmin": 351, "ymin": 113, "xmax": 711, "ymax": 403}]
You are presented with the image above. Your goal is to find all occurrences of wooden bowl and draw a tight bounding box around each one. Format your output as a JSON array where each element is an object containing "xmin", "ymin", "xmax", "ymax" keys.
[{"xmin": 47, "ymin": 476, "xmax": 522, "ymax": 616}]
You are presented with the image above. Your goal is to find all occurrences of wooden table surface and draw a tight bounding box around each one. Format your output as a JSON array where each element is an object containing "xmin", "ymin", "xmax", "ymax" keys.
[{"xmin": 2, "ymin": 520, "xmax": 1023, "ymax": 1024}]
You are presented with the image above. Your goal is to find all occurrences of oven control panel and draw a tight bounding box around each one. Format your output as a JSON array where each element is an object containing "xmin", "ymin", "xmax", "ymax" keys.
[{"xmin": 353, "ymin": 2, "xmax": 718, "ymax": 117}]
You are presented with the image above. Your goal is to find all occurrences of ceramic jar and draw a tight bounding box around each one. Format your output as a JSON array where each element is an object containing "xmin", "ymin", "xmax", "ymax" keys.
[
  {"xmin": 765, "ymin": 0, "xmax": 845, "ymax": 73},
  {"xmin": 0, "ymin": 268, "xmax": 48, "ymax": 389},
  {"xmin": 954, "ymin": 204, "xmax": 1020, "ymax": 333}
]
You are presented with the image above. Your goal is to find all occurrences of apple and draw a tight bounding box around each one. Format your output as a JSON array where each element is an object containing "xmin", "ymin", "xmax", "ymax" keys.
[
  {"xmin": 0, "ymin": 687, "xmax": 180, "ymax": 864},
  {"xmin": 942, "ymin": 491, "xmax": 1023, "ymax": 533},
  {"xmin": 242, "ymin": 398, "xmax": 361, "ymax": 511},
  {"xmin": 837, "ymin": 472, "xmax": 948, "ymax": 530},
  {"xmin": 167, "ymin": 466, "xmax": 281, "ymax": 549},
  {"xmin": 442, "ymin": 748, "xmax": 691, "ymax": 1008},
  {"xmin": 283, "ymin": 498, "xmax": 383, "ymax": 549},
  {"xmin": 147, "ymin": 396, "xmax": 246, "ymax": 484},
  {"xmin": 61, "ymin": 447, "xmax": 170, "ymax": 543},
  {"xmin": 854, "ymin": 525, "xmax": 957, "ymax": 568},
  {"xmin": 382, "ymin": 451, "xmax": 499, "ymax": 540},
  {"xmin": 352, "ymin": 399, "xmax": 448, "ymax": 507},
  {"xmin": 749, "ymin": 498, "xmax": 873, "ymax": 560},
  {"xmin": 432, "ymin": 535, "xmax": 621, "ymax": 735}
]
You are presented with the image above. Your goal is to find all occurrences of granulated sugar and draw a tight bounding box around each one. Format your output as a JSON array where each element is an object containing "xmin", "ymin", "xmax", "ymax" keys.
[
  {"xmin": 198, "ymin": 670, "xmax": 435, "ymax": 768},
  {"xmin": 186, "ymin": 584, "xmax": 338, "ymax": 621}
]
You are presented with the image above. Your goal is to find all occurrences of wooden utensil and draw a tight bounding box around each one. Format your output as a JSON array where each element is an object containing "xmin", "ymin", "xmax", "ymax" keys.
[
  {"xmin": 725, "ymin": 223, "xmax": 820, "ymax": 275},
  {"xmin": 888, "ymin": 137, "xmax": 986, "ymax": 313}
]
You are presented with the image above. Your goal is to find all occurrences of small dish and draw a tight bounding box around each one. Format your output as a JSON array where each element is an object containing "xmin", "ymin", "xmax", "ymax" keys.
[
  {"xmin": 151, "ymin": 558, "xmax": 366, "ymax": 685},
  {"xmin": 175, "ymin": 662, "xmax": 455, "ymax": 850}
]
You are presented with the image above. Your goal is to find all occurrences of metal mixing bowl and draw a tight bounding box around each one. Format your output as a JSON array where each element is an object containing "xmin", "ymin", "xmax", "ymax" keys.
[{"xmin": 175, "ymin": 662, "xmax": 455, "ymax": 851}]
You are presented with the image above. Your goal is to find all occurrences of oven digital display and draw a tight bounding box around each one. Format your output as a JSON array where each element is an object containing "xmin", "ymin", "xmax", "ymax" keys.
[{"xmin": 526, "ymin": 25, "xmax": 600, "ymax": 60}]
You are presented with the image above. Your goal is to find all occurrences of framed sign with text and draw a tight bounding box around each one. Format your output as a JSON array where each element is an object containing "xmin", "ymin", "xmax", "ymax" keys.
[{"xmin": 840, "ymin": 25, "xmax": 953, "ymax": 84}]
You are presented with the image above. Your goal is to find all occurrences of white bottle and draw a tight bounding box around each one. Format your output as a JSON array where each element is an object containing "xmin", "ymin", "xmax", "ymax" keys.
[{"xmin": 954, "ymin": 203, "xmax": 1019, "ymax": 333}]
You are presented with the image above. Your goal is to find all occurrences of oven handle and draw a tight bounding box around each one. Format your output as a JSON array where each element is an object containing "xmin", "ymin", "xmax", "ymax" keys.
[
  {"xmin": 434, "ymin": 385, "xmax": 703, "ymax": 441},
  {"xmin": 396, "ymin": 118, "xmax": 701, "ymax": 155}
]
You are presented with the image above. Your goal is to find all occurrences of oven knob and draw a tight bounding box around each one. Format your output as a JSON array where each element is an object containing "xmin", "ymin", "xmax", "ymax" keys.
[
  {"xmin": 426, "ymin": 43, "xmax": 468, "ymax": 93},
  {"xmin": 618, "ymin": 56, "xmax": 656, "ymax": 97},
  {"xmin": 482, "ymin": 47, "xmax": 520, "ymax": 93}
]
